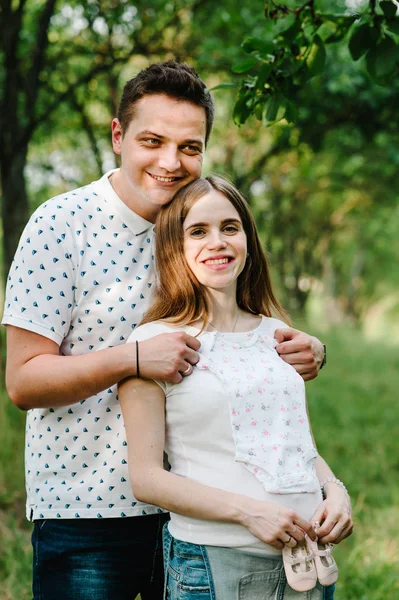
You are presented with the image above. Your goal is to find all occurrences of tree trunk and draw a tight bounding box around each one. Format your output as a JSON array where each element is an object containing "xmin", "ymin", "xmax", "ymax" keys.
[{"xmin": 1, "ymin": 146, "xmax": 29, "ymax": 283}]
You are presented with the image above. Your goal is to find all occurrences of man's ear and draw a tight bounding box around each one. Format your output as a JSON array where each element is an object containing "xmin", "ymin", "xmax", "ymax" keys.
[{"xmin": 111, "ymin": 118, "xmax": 123, "ymax": 155}]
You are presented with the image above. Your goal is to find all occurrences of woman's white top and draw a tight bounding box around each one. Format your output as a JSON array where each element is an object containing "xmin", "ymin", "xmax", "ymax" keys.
[{"xmin": 128, "ymin": 317, "xmax": 323, "ymax": 554}]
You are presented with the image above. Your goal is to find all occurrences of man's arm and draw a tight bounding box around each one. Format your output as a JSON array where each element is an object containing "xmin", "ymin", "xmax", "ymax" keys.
[
  {"xmin": 274, "ymin": 327, "xmax": 325, "ymax": 381},
  {"xmin": 5, "ymin": 325, "xmax": 200, "ymax": 410}
]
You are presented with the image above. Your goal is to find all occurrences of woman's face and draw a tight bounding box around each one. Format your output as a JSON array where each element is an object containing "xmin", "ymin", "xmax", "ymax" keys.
[{"xmin": 183, "ymin": 190, "xmax": 247, "ymax": 295}]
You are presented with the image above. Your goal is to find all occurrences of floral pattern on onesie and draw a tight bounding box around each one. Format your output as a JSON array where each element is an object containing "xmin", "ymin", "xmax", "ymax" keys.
[{"xmin": 196, "ymin": 318, "xmax": 319, "ymax": 494}]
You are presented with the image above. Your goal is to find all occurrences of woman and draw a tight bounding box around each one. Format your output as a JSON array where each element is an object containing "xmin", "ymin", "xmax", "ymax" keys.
[{"xmin": 119, "ymin": 176, "xmax": 353, "ymax": 599}]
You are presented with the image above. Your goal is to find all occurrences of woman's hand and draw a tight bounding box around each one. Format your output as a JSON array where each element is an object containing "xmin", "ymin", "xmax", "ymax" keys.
[
  {"xmin": 311, "ymin": 484, "xmax": 353, "ymax": 544},
  {"xmin": 239, "ymin": 499, "xmax": 317, "ymax": 550}
]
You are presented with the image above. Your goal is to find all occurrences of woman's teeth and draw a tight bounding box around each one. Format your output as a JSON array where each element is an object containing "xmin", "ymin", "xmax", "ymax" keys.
[{"xmin": 204, "ymin": 258, "xmax": 229, "ymax": 265}]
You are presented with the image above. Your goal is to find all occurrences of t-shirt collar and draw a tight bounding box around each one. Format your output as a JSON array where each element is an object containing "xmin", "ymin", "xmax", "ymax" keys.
[{"xmin": 95, "ymin": 169, "xmax": 154, "ymax": 235}]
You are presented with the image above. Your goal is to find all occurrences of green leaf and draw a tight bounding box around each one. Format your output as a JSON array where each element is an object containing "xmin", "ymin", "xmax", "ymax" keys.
[
  {"xmin": 278, "ymin": 56, "xmax": 303, "ymax": 75},
  {"xmin": 319, "ymin": 16, "xmax": 358, "ymax": 43},
  {"xmin": 262, "ymin": 93, "xmax": 287, "ymax": 125},
  {"xmin": 254, "ymin": 102, "xmax": 264, "ymax": 121},
  {"xmin": 262, "ymin": 96, "xmax": 276, "ymax": 124},
  {"xmin": 242, "ymin": 36, "xmax": 274, "ymax": 57},
  {"xmin": 284, "ymin": 101, "xmax": 298, "ymax": 124},
  {"xmin": 305, "ymin": 35, "xmax": 326, "ymax": 78},
  {"xmin": 366, "ymin": 35, "xmax": 398, "ymax": 83},
  {"xmin": 349, "ymin": 23, "xmax": 379, "ymax": 60},
  {"xmin": 256, "ymin": 63, "xmax": 273, "ymax": 89},
  {"xmin": 233, "ymin": 90, "xmax": 253, "ymax": 125},
  {"xmin": 231, "ymin": 56, "xmax": 259, "ymax": 74},
  {"xmin": 387, "ymin": 18, "xmax": 399, "ymax": 35},
  {"xmin": 380, "ymin": 1, "xmax": 397, "ymax": 20},
  {"xmin": 208, "ymin": 82, "xmax": 239, "ymax": 92},
  {"xmin": 273, "ymin": 13, "xmax": 296, "ymax": 36},
  {"xmin": 279, "ymin": 19, "xmax": 301, "ymax": 43},
  {"xmin": 318, "ymin": 21, "xmax": 338, "ymax": 42}
]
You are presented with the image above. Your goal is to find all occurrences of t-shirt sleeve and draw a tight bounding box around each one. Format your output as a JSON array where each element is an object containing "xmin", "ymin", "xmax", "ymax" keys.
[
  {"xmin": 2, "ymin": 209, "xmax": 76, "ymax": 345},
  {"xmin": 271, "ymin": 317, "xmax": 290, "ymax": 332},
  {"xmin": 261, "ymin": 316, "xmax": 290, "ymax": 338},
  {"xmin": 126, "ymin": 321, "xmax": 175, "ymax": 393}
]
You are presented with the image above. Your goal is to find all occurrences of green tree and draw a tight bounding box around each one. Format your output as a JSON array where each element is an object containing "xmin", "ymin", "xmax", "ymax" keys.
[
  {"xmin": 0, "ymin": 0, "xmax": 215, "ymax": 279},
  {"xmin": 230, "ymin": 0, "xmax": 399, "ymax": 127}
]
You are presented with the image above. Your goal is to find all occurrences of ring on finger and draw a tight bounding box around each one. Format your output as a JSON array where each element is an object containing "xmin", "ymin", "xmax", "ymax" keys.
[{"xmin": 181, "ymin": 365, "xmax": 191, "ymax": 376}]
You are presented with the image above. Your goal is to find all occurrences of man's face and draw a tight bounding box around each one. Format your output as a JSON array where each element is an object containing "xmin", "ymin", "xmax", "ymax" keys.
[{"xmin": 111, "ymin": 94, "xmax": 207, "ymax": 222}]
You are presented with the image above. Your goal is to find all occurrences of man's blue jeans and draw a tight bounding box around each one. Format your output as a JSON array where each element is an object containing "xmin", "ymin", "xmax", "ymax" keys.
[{"xmin": 32, "ymin": 513, "xmax": 169, "ymax": 600}]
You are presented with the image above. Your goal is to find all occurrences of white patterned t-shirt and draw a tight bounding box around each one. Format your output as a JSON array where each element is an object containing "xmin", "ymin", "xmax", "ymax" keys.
[
  {"xmin": 2, "ymin": 170, "xmax": 164, "ymax": 520},
  {"xmin": 127, "ymin": 318, "xmax": 322, "ymax": 551}
]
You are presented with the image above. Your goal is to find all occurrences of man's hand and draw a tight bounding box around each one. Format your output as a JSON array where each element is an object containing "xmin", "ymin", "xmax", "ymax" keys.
[
  {"xmin": 274, "ymin": 327, "xmax": 325, "ymax": 381},
  {"xmin": 138, "ymin": 332, "xmax": 201, "ymax": 383}
]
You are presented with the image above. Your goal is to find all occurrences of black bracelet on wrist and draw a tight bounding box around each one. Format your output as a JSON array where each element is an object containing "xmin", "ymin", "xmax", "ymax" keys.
[
  {"xmin": 136, "ymin": 340, "xmax": 140, "ymax": 378},
  {"xmin": 320, "ymin": 343, "xmax": 327, "ymax": 369}
]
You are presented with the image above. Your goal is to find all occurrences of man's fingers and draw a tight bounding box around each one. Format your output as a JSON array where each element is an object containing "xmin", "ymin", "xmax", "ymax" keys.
[
  {"xmin": 170, "ymin": 371, "xmax": 183, "ymax": 384},
  {"xmin": 179, "ymin": 363, "xmax": 193, "ymax": 377},
  {"xmin": 183, "ymin": 333, "xmax": 201, "ymax": 351},
  {"xmin": 184, "ymin": 347, "xmax": 200, "ymax": 366},
  {"xmin": 276, "ymin": 341, "xmax": 313, "ymax": 357},
  {"xmin": 274, "ymin": 327, "xmax": 296, "ymax": 343}
]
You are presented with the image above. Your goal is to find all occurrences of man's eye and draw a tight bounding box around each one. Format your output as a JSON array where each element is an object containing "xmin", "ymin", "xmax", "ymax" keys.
[
  {"xmin": 183, "ymin": 145, "xmax": 201, "ymax": 154},
  {"xmin": 144, "ymin": 138, "xmax": 161, "ymax": 145}
]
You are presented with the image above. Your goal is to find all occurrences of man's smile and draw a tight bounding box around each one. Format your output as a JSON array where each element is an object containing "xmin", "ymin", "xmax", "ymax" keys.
[{"xmin": 147, "ymin": 173, "xmax": 183, "ymax": 183}]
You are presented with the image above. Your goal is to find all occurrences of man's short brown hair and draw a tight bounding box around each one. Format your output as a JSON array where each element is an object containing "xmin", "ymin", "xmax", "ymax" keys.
[{"xmin": 117, "ymin": 61, "xmax": 215, "ymax": 145}]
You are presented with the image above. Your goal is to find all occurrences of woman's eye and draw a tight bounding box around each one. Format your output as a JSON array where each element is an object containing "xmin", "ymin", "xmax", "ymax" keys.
[
  {"xmin": 190, "ymin": 229, "xmax": 206, "ymax": 237},
  {"xmin": 224, "ymin": 225, "xmax": 239, "ymax": 234}
]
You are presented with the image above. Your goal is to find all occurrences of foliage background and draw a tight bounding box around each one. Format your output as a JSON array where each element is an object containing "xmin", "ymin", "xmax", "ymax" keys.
[{"xmin": 0, "ymin": 0, "xmax": 398, "ymax": 598}]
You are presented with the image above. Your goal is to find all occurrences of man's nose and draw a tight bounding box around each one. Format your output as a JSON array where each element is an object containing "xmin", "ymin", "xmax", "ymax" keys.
[{"xmin": 158, "ymin": 147, "xmax": 181, "ymax": 172}]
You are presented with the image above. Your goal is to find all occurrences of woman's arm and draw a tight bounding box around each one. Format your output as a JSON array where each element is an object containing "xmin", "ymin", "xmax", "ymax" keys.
[
  {"xmin": 118, "ymin": 376, "xmax": 317, "ymax": 550},
  {"xmin": 312, "ymin": 455, "xmax": 353, "ymax": 544},
  {"xmin": 307, "ymin": 405, "xmax": 353, "ymax": 544}
]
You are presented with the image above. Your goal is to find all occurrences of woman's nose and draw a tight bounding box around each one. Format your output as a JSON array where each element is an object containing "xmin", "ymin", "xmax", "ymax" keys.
[{"xmin": 206, "ymin": 231, "xmax": 227, "ymax": 249}]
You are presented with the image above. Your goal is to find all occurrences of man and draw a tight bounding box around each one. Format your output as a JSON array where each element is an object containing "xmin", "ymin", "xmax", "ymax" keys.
[{"xmin": 3, "ymin": 61, "xmax": 325, "ymax": 599}]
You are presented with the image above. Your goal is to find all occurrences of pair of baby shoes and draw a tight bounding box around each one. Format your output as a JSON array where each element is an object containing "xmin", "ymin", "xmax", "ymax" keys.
[{"xmin": 282, "ymin": 536, "xmax": 338, "ymax": 592}]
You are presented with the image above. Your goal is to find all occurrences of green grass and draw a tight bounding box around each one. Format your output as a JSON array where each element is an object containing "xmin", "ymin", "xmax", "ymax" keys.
[
  {"xmin": 0, "ymin": 327, "xmax": 398, "ymax": 599},
  {"xmin": 306, "ymin": 327, "xmax": 399, "ymax": 599},
  {"xmin": 0, "ymin": 394, "xmax": 32, "ymax": 600}
]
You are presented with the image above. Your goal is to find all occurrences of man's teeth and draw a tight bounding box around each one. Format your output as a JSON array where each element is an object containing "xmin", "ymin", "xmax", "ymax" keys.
[
  {"xmin": 151, "ymin": 174, "xmax": 178, "ymax": 182},
  {"xmin": 205, "ymin": 258, "xmax": 229, "ymax": 265}
]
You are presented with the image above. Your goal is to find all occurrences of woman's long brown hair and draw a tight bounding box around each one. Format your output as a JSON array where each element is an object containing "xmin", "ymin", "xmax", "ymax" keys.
[{"xmin": 141, "ymin": 176, "xmax": 290, "ymax": 329}]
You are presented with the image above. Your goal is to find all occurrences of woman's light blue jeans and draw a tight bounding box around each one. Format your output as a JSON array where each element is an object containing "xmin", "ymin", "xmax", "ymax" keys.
[{"xmin": 163, "ymin": 524, "xmax": 335, "ymax": 600}]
